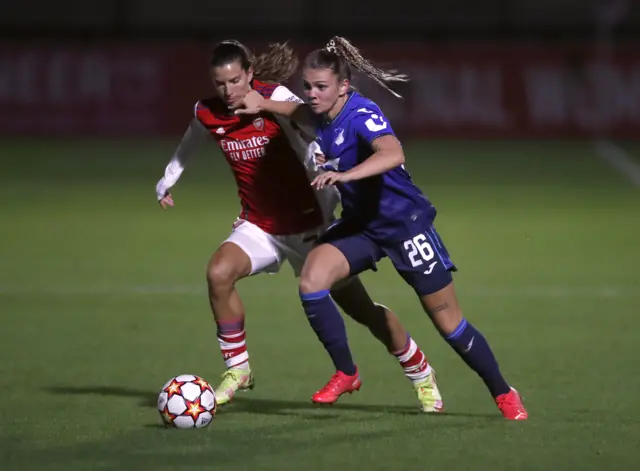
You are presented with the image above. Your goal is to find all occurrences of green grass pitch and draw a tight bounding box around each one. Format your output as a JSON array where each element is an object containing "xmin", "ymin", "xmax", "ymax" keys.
[{"xmin": 1, "ymin": 138, "xmax": 638, "ymax": 470}]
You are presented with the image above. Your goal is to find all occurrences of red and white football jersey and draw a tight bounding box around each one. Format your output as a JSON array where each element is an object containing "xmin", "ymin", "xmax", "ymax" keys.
[{"xmin": 193, "ymin": 80, "xmax": 325, "ymax": 235}]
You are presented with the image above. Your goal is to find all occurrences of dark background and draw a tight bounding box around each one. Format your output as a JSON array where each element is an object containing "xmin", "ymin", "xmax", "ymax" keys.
[{"xmin": 1, "ymin": 0, "xmax": 638, "ymax": 40}]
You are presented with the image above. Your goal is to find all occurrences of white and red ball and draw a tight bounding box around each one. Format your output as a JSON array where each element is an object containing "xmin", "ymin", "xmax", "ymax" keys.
[{"xmin": 157, "ymin": 374, "xmax": 216, "ymax": 429}]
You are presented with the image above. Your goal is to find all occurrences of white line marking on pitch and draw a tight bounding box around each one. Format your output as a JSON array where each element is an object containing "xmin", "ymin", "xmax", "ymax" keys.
[{"xmin": 595, "ymin": 140, "xmax": 640, "ymax": 187}]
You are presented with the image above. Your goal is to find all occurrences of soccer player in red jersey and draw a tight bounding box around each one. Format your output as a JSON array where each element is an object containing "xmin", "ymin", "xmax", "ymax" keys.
[{"xmin": 155, "ymin": 40, "xmax": 443, "ymax": 412}]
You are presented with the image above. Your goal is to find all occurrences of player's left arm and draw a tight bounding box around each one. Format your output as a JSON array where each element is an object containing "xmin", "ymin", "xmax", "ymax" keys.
[
  {"xmin": 234, "ymin": 89, "xmax": 316, "ymax": 141},
  {"xmin": 270, "ymin": 86, "xmax": 317, "ymax": 143},
  {"xmin": 342, "ymin": 135, "xmax": 404, "ymax": 181},
  {"xmin": 270, "ymin": 85, "xmax": 325, "ymax": 169},
  {"xmin": 310, "ymin": 108, "xmax": 404, "ymax": 189}
]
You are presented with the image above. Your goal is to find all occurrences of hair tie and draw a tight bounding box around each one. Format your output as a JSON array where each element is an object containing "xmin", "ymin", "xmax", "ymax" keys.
[{"xmin": 325, "ymin": 40, "xmax": 337, "ymax": 54}]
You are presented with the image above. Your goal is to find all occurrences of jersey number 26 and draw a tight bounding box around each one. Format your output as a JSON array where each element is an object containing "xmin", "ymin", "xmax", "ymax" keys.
[{"xmin": 403, "ymin": 234, "xmax": 435, "ymax": 268}]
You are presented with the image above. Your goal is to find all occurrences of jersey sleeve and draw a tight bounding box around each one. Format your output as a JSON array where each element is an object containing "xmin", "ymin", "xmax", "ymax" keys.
[
  {"xmin": 351, "ymin": 105, "xmax": 396, "ymax": 144},
  {"xmin": 271, "ymin": 85, "xmax": 305, "ymax": 103},
  {"xmin": 270, "ymin": 85, "xmax": 318, "ymax": 144},
  {"xmin": 194, "ymin": 100, "xmax": 212, "ymax": 127},
  {"xmin": 155, "ymin": 118, "xmax": 209, "ymax": 200}
]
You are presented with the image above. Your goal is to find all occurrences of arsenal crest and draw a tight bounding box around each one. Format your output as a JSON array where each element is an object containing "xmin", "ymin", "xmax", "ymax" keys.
[{"xmin": 253, "ymin": 117, "xmax": 264, "ymax": 131}]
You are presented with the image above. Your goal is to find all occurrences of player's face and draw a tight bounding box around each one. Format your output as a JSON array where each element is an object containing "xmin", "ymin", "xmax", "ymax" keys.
[
  {"xmin": 211, "ymin": 61, "xmax": 253, "ymax": 107},
  {"xmin": 302, "ymin": 68, "xmax": 349, "ymax": 117}
]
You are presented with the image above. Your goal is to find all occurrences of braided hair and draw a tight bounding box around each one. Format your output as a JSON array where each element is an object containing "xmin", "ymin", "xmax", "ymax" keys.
[{"xmin": 303, "ymin": 36, "xmax": 409, "ymax": 98}]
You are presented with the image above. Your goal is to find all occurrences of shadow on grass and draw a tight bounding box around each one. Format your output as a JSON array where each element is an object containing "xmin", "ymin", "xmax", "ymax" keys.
[{"xmin": 44, "ymin": 385, "xmax": 501, "ymax": 419}]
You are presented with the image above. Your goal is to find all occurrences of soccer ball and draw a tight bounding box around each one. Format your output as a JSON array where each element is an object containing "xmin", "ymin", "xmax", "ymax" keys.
[{"xmin": 157, "ymin": 374, "xmax": 216, "ymax": 429}]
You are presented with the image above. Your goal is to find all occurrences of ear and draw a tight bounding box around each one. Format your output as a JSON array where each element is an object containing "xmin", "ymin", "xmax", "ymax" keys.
[
  {"xmin": 338, "ymin": 78, "xmax": 349, "ymax": 96},
  {"xmin": 247, "ymin": 66, "xmax": 254, "ymax": 83}
]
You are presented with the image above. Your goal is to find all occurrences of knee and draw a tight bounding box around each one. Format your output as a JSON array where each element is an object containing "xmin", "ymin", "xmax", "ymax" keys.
[
  {"xmin": 206, "ymin": 259, "xmax": 241, "ymax": 294},
  {"xmin": 299, "ymin": 245, "xmax": 349, "ymax": 295},
  {"xmin": 299, "ymin": 268, "xmax": 332, "ymax": 295}
]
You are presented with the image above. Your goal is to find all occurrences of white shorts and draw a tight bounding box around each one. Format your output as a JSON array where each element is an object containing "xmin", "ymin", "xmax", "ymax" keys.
[
  {"xmin": 223, "ymin": 187, "xmax": 340, "ymax": 277},
  {"xmin": 223, "ymin": 219, "xmax": 329, "ymax": 277}
]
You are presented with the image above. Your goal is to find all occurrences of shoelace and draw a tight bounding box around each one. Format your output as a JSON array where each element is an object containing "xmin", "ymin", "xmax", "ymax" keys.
[
  {"xmin": 220, "ymin": 369, "xmax": 241, "ymax": 385},
  {"xmin": 496, "ymin": 391, "xmax": 517, "ymax": 408},
  {"xmin": 320, "ymin": 373, "xmax": 344, "ymax": 393}
]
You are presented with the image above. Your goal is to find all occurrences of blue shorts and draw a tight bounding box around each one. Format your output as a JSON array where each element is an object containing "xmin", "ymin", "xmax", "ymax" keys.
[{"xmin": 318, "ymin": 221, "xmax": 457, "ymax": 296}]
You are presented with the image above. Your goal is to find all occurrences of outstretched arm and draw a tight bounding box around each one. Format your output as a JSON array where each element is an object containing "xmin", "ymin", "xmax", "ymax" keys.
[
  {"xmin": 233, "ymin": 90, "xmax": 316, "ymax": 141},
  {"xmin": 156, "ymin": 118, "xmax": 210, "ymax": 208}
]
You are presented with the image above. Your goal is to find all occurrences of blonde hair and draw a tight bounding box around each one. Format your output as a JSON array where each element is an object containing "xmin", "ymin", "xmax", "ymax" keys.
[{"xmin": 320, "ymin": 36, "xmax": 409, "ymax": 98}]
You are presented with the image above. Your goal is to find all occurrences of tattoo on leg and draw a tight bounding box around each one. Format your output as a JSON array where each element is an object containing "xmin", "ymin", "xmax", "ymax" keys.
[{"xmin": 430, "ymin": 302, "xmax": 449, "ymax": 314}]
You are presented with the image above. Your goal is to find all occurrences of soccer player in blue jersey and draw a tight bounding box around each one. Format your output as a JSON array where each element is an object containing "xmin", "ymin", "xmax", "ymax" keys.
[{"xmin": 234, "ymin": 37, "xmax": 528, "ymax": 419}]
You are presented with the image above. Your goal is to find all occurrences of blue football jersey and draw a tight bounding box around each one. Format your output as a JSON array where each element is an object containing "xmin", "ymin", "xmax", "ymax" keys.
[{"xmin": 315, "ymin": 91, "xmax": 436, "ymax": 242}]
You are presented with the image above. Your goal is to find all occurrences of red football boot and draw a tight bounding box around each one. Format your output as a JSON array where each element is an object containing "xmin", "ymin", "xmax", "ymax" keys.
[
  {"xmin": 312, "ymin": 369, "xmax": 362, "ymax": 404},
  {"xmin": 496, "ymin": 387, "xmax": 528, "ymax": 420}
]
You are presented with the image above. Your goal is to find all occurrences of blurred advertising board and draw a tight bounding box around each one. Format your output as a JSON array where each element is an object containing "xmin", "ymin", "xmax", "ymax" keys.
[{"xmin": 0, "ymin": 41, "xmax": 638, "ymax": 139}]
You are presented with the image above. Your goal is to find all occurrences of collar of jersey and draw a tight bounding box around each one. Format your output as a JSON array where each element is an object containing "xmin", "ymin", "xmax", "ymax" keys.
[{"xmin": 324, "ymin": 91, "xmax": 355, "ymax": 125}]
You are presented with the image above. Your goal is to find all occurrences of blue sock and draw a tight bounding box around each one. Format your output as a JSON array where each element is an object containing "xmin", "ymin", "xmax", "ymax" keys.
[
  {"xmin": 300, "ymin": 290, "xmax": 357, "ymax": 376},
  {"xmin": 444, "ymin": 318, "xmax": 510, "ymax": 398}
]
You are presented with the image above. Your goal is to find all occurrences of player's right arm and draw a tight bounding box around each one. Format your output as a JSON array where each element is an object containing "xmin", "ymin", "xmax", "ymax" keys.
[{"xmin": 156, "ymin": 114, "xmax": 210, "ymax": 209}]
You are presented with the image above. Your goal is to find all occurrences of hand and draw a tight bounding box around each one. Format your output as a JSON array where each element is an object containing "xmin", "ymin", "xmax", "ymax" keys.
[
  {"xmin": 159, "ymin": 191, "xmax": 174, "ymax": 209},
  {"xmin": 314, "ymin": 151, "xmax": 326, "ymax": 166},
  {"xmin": 310, "ymin": 171, "xmax": 351, "ymax": 190},
  {"xmin": 232, "ymin": 89, "xmax": 264, "ymax": 115}
]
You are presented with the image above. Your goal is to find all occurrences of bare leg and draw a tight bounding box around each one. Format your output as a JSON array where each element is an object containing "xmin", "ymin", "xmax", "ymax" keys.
[
  {"xmin": 206, "ymin": 242, "xmax": 255, "ymax": 404},
  {"xmin": 206, "ymin": 242, "xmax": 252, "ymax": 325},
  {"xmin": 330, "ymin": 277, "xmax": 406, "ymax": 351}
]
